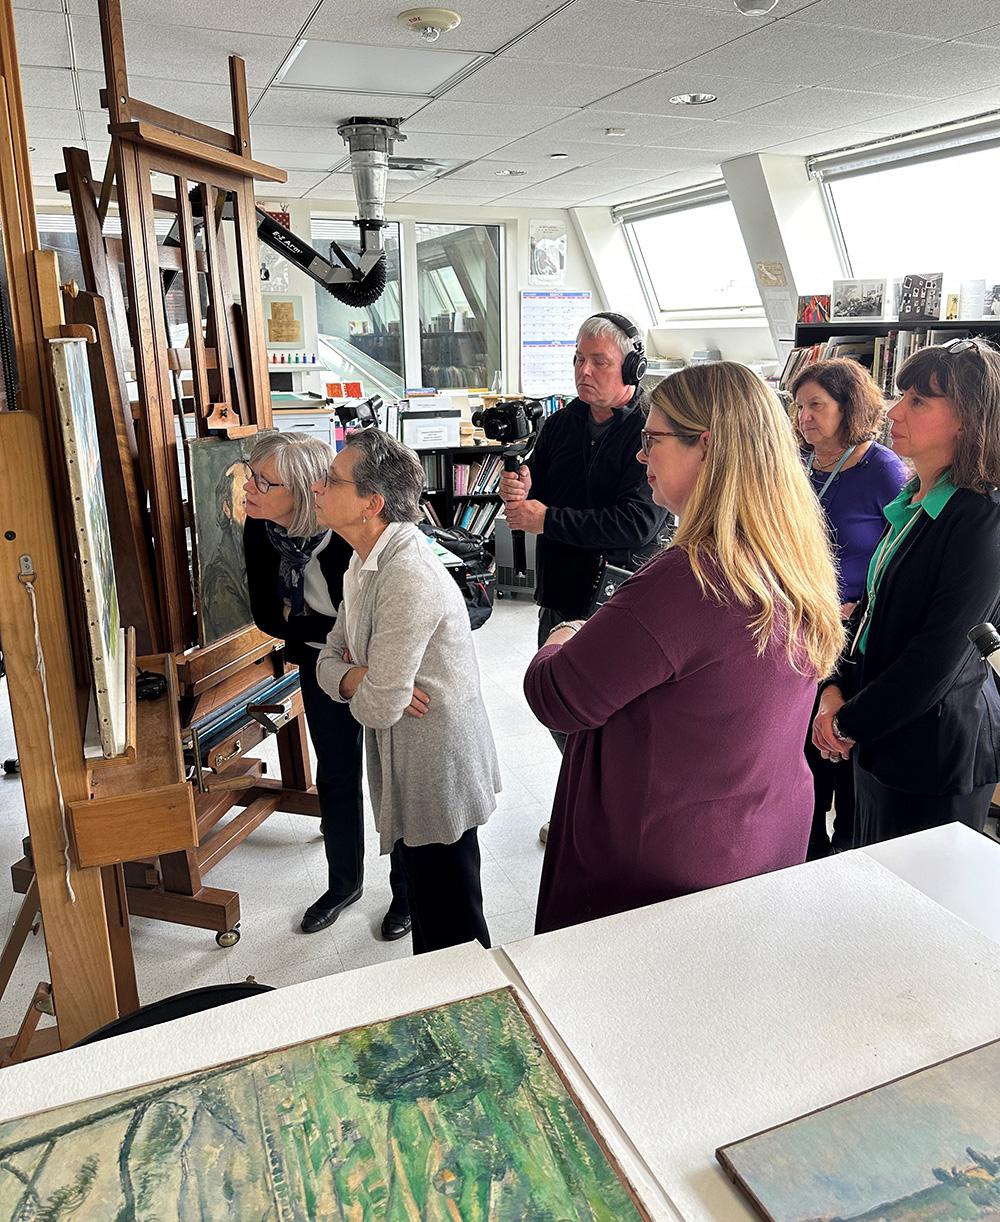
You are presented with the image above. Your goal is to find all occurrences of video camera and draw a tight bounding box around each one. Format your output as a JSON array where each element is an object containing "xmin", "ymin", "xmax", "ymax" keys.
[
  {"xmin": 472, "ymin": 398, "xmax": 543, "ymax": 444},
  {"xmin": 336, "ymin": 394, "xmax": 383, "ymax": 431}
]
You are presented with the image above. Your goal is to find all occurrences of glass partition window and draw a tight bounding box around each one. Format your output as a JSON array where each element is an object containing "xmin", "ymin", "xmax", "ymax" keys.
[
  {"xmin": 627, "ymin": 199, "xmax": 763, "ymax": 318},
  {"xmin": 416, "ymin": 222, "xmax": 502, "ymax": 389},
  {"xmin": 309, "ymin": 217, "xmax": 404, "ymax": 382},
  {"xmin": 827, "ymin": 146, "xmax": 1000, "ymax": 284}
]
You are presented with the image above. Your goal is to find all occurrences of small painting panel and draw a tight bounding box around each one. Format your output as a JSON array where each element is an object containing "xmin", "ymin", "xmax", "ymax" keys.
[
  {"xmin": 797, "ymin": 294, "xmax": 831, "ymax": 324},
  {"xmin": 263, "ymin": 293, "xmax": 304, "ymax": 349},
  {"xmin": 0, "ymin": 988, "xmax": 649, "ymax": 1220},
  {"xmin": 718, "ymin": 1036, "xmax": 1000, "ymax": 1221},
  {"xmin": 50, "ymin": 338, "xmax": 126, "ymax": 757},
  {"xmin": 187, "ymin": 435, "xmax": 256, "ymax": 646}
]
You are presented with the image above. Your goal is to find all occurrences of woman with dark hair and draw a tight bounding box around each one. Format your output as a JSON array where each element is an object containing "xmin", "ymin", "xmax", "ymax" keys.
[
  {"xmin": 813, "ymin": 338, "xmax": 1000, "ymax": 845},
  {"xmin": 242, "ymin": 431, "xmax": 410, "ymax": 940},
  {"xmin": 791, "ymin": 359, "xmax": 908, "ymax": 855}
]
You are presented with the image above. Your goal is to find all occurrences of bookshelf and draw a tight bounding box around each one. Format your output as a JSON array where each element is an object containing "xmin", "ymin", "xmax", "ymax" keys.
[
  {"xmin": 418, "ymin": 444, "xmax": 507, "ymax": 536},
  {"xmin": 784, "ymin": 319, "xmax": 1000, "ymax": 395}
]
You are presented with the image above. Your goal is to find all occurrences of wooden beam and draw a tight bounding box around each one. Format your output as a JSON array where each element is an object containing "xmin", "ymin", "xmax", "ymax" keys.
[
  {"xmin": 229, "ymin": 55, "xmax": 251, "ymax": 159},
  {"xmin": 98, "ymin": 0, "xmax": 131, "ymax": 128},
  {"xmin": 110, "ymin": 121, "xmax": 287, "ymax": 183},
  {"xmin": 101, "ymin": 87, "xmax": 238, "ymax": 153},
  {"xmin": 68, "ymin": 782, "xmax": 197, "ymax": 868}
]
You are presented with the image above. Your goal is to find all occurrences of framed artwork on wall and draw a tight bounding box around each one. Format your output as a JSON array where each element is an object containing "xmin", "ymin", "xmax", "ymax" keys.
[{"xmin": 262, "ymin": 293, "xmax": 304, "ymax": 350}]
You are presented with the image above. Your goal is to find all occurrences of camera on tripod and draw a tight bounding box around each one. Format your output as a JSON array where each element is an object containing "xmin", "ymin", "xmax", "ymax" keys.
[
  {"xmin": 472, "ymin": 399, "xmax": 543, "ymax": 444},
  {"xmin": 337, "ymin": 394, "xmax": 383, "ymax": 431}
]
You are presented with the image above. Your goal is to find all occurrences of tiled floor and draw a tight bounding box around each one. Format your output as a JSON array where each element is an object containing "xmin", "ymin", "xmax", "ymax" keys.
[{"xmin": 0, "ymin": 598, "xmax": 559, "ymax": 1031}]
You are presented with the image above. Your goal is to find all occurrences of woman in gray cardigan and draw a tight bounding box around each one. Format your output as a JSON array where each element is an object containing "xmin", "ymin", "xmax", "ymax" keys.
[{"xmin": 313, "ymin": 429, "xmax": 499, "ymax": 954}]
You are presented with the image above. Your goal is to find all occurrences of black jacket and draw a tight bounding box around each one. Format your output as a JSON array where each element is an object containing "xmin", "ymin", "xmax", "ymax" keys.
[
  {"xmin": 832, "ymin": 486, "xmax": 1000, "ymax": 794},
  {"xmin": 527, "ymin": 391, "xmax": 668, "ymax": 616},
  {"xmin": 243, "ymin": 516, "xmax": 353, "ymax": 665}
]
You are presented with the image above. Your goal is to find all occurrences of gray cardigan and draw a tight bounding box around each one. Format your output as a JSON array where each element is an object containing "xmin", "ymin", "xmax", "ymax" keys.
[{"xmin": 316, "ymin": 523, "xmax": 501, "ymax": 851}]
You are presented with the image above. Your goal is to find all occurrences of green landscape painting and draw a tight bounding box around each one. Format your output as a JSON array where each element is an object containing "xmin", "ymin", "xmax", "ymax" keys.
[
  {"xmin": 718, "ymin": 1036, "xmax": 1000, "ymax": 1221},
  {"xmin": 0, "ymin": 987, "xmax": 648, "ymax": 1220}
]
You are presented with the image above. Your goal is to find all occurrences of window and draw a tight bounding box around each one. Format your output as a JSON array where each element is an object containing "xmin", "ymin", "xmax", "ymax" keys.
[
  {"xmin": 626, "ymin": 199, "xmax": 762, "ymax": 319},
  {"xmin": 826, "ymin": 145, "xmax": 1000, "ymax": 283},
  {"xmin": 309, "ymin": 217, "xmax": 404, "ymax": 394},
  {"xmin": 416, "ymin": 222, "xmax": 502, "ymax": 389}
]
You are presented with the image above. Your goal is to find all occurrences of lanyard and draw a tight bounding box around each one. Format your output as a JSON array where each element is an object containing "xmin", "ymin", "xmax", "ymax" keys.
[
  {"xmin": 849, "ymin": 508, "xmax": 923, "ymax": 654},
  {"xmin": 807, "ymin": 445, "xmax": 856, "ymax": 502}
]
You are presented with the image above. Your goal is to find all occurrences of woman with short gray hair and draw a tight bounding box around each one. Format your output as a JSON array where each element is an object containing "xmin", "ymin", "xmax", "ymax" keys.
[
  {"xmin": 243, "ymin": 431, "xmax": 410, "ymax": 941},
  {"xmin": 314, "ymin": 429, "xmax": 500, "ymax": 955}
]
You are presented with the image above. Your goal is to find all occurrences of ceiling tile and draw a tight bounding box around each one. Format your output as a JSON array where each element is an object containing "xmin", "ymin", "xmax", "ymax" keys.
[
  {"xmin": 826, "ymin": 41, "xmax": 1000, "ymax": 99},
  {"xmin": 75, "ymin": 72, "xmax": 263, "ymax": 123},
  {"xmin": 495, "ymin": 194, "xmax": 578, "ymax": 207},
  {"xmin": 12, "ymin": 9, "xmax": 71, "ymax": 68},
  {"xmin": 26, "ymin": 107, "xmax": 85, "ymax": 140},
  {"xmin": 401, "ymin": 178, "xmax": 510, "ymax": 198},
  {"xmin": 861, "ymin": 87, "xmax": 1000, "ymax": 136},
  {"xmin": 264, "ymin": 150, "xmax": 346, "ymax": 172},
  {"xmin": 404, "ymin": 99, "xmax": 576, "ymax": 137},
  {"xmin": 70, "ymin": 0, "xmax": 319, "ymax": 34},
  {"xmin": 531, "ymin": 164, "xmax": 666, "ymax": 193},
  {"xmin": 14, "ymin": 0, "xmax": 65, "ymax": 11},
  {"xmin": 733, "ymin": 86, "xmax": 927, "ymax": 129},
  {"xmin": 504, "ymin": 0, "xmax": 744, "ymax": 70},
  {"xmin": 962, "ymin": 23, "xmax": 1000, "ymax": 48},
  {"xmin": 446, "ymin": 161, "xmax": 564, "ymax": 186},
  {"xmin": 674, "ymin": 18, "xmax": 934, "ymax": 86},
  {"xmin": 474, "ymin": 134, "xmax": 622, "ymax": 166},
  {"xmin": 70, "ymin": 14, "xmax": 295, "ymax": 87},
  {"xmin": 761, "ymin": 125, "xmax": 903, "ymax": 156},
  {"xmin": 447, "ymin": 57, "xmax": 652, "ymax": 108},
  {"xmin": 255, "ymin": 169, "xmax": 326, "ymax": 196},
  {"xmin": 583, "ymin": 145, "xmax": 721, "ymax": 171},
  {"xmin": 21, "ymin": 66, "xmax": 77, "ymax": 109},
  {"xmin": 793, "ymin": 0, "xmax": 1000, "ymax": 41},
  {"xmin": 599, "ymin": 71, "xmax": 801, "ymax": 118},
  {"xmin": 304, "ymin": 0, "xmax": 565, "ymax": 55},
  {"xmin": 383, "ymin": 131, "xmax": 515, "ymax": 159},
  {"xmin": 532, "ymin": 108, "xmax": 700, "ymax": 147},
  {"xmin": 251, "ymin": 88, "xmax": 428, "ymax": 127}
]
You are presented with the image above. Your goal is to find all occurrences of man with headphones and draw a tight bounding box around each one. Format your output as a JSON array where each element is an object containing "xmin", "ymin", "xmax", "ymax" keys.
[{"xmin": 501, "ymin": 312, "xmax": 669, "ymax": 754}]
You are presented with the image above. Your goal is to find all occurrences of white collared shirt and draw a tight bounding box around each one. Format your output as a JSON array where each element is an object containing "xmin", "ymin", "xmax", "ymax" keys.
[{"xmin": 343, "ymin": 521, "xmax": 402, "ymax": 658}]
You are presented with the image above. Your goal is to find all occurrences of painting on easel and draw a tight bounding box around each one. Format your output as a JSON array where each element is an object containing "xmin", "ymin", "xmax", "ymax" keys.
[
  {"xmin": 0, "ymin": 988, "xmax": 649, "ymax": 1219},
  {"xmin": 50, "ymin": 337, "xmax": 126, "ymax": 757},
  {"xmin": 187, "ymin": 436, "xmax": 257, "ymax": 646}
]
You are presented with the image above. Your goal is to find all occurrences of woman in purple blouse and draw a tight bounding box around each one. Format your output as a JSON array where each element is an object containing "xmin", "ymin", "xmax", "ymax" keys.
[
  {"xmin": 524, "ymin": 363, "xmax": 844, "ymax": 936},
  {"xmin": 791, "ymin": 360, "xmax": 908, "ymax": 857}
]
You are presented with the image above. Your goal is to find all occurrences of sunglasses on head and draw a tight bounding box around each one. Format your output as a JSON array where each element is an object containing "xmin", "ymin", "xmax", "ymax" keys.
[{"xmin": 941, "ymin": 337, "xmax": 982, "ymax": 356}]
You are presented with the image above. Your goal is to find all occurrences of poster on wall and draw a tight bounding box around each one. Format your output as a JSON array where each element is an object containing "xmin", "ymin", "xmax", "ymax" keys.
[
  {"xmin": 520, "ymin": 290, "xmax": 592, "ymax": 396},
  {"xmin": 529, "ymin": 220, "xmax": 568, "ymax": 287}
]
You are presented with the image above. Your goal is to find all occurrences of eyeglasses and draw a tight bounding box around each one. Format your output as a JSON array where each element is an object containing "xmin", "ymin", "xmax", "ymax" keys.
[
  {"xmin": 321, "ymin": 468, "xmax": 356, "ymax": 489},
  {"xmin": 640, "ymin": 428, "xmax": 684, "ymax": 455},
  {"xmin": 243, "ymin": 462, "xmax": 285, "ymax": 495}
]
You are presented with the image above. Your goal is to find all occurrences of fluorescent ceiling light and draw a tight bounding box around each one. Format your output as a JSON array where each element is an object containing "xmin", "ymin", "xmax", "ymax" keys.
[{"xmin": 277, "ymin": 39, "xmax": 486, "ymax": 96}]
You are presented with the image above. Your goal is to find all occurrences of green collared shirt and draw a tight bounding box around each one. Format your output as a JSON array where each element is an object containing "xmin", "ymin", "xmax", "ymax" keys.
[{"xmin": 857, "ymin": 473, "xmax": 957, "ymax": 654}]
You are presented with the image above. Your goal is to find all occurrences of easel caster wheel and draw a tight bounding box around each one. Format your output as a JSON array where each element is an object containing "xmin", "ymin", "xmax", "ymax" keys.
[
  {"xmin": 3, "ymin": 759, "xmax": 18, "ymax": 775},
  {"xmin": 216, "ymin": 927, "xmax": 240, "ymax": 948}
]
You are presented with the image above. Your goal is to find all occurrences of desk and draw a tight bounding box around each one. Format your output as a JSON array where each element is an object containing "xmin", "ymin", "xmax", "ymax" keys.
[{"xmin": 3, "ymin": 834, "xmax": 1000, "ymax": 1220}]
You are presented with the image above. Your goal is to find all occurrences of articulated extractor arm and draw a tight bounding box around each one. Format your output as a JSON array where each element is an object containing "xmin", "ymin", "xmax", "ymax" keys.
[{"xmin": 256, "ymin": 117, "xmax": 404, "ymax": 308}]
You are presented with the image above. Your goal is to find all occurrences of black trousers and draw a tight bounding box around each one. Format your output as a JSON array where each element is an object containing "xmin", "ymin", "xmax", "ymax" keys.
[
  {"xmin": 803, "ymin": 689, "xmax": 856, "ymax": 858},
  {"xmin": 297, "ymin": 652, "xmax": 408, "ymax": 912},
  {"xmin": 854, "ymin": 762, "xmax": 994, "ymax": 848},
  {"xmin": 396, "ymin": 827, "xmax": 490, "ymax": 956}
]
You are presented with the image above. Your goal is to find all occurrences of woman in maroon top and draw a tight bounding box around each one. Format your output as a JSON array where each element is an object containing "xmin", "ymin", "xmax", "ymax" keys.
[{"xmin": 525, "ymin": 363, "xmax": 844, "ymax": 935}]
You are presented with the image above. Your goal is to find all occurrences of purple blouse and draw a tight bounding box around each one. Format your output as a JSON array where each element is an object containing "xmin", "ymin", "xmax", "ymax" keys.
[{"xmin": 807, "ymin": 441, "xmax": 908, "ymax": 602}]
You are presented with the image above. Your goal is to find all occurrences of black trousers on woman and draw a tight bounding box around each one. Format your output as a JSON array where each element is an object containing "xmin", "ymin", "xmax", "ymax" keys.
[
  {"xmin": 804, "ymin": 687, "xmax": 856, "ymax": 858},
  {"xmin": 854, "ymin": 762, "xmax": 993, "ymax": 847},
  {"xmin": 395, "ymin": 827, "xmax": 490, "ymax": 955},
  {"xmin": 297, "ymin": 651, "xmax": 408, "ymax": 913}
]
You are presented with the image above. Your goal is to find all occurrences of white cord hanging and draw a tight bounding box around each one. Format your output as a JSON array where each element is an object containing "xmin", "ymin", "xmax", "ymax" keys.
[{"xmin": 21, "ymin": 572, "xmax": 77, "ymax": 904}]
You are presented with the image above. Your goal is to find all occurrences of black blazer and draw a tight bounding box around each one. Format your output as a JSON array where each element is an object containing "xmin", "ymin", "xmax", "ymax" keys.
[
  {"xmin": 242, "ymin": 516, "xmax": 353, "ymax": 666},
  {"xmin": 832, "ymin": 486, "xmax": 1000, "ymax": 794}
]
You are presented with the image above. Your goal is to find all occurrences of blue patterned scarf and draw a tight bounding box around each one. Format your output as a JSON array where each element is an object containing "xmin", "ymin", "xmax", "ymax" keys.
[{"xmin": 265, "ymin": 521, "xmax": 326, "ymax": 617}]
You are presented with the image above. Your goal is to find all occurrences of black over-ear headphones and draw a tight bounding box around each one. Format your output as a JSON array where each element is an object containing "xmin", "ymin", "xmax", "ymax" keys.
[{"xmin": 591, "ymin": 312, "xmax": 648, "ymax": 386}]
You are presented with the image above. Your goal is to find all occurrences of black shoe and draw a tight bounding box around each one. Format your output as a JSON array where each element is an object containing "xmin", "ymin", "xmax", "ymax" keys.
[
  {"xmin": 380, "ymin": 909, "xmax": 412, "ymax": 941},
  {"xmin": 300, "ymin": 888, "xmax": 363, "ymax": 934}
]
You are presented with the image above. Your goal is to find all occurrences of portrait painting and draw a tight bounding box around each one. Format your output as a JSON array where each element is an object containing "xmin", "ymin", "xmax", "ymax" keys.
[
  {"xmin": 187, "ymin": 435, "xmax": 258, "ymax": 646},
  {"xmin": 0, "ymin": 988, "xmax": 649, "ymax": 1220},
  {"xmin": 718, "ymin": 1036, "xmax": 1000, "ymax": 1221},
  {"xmin": 50, "ymin": 338, "xmax": 126, "ymax": 757}
]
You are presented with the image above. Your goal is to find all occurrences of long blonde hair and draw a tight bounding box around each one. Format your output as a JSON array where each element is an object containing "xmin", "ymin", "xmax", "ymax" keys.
[{"xmin": 649, "ymin": 363, "xmax": 843, "ymax": 678}]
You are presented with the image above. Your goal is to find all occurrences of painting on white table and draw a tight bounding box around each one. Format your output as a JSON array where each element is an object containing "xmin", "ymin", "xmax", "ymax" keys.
[
  {"xmin": 718, "ymin": 1035, "xmax": 1000, "ymax": 1221},
  {"xmin": 0, "ymin": 988, "xmax": 648, "ymax": 1220}
]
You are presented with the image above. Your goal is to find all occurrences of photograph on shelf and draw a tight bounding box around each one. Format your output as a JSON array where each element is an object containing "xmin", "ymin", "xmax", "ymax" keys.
[
  {"xmin": 796, "ymin": 294, "xmax": 831, "ymax": 324},
  {"xmin": 831, "ymin": 279, "xmax": 886, "ymax": 320},
  {"xmin": 946, "ymin": 293, "xmax": 960, "ymax": 320},
  {"xmin": 717, "ymin": 1035, "xmax": 1000, "ymax": 1222},
  {"xmin": 50, "ymin": 338, "xmax": 127, "ymax": 758},
  {"xmin": 959, "ymin": 279, "xmax": 987, "ymax": 318},
  {"xmin": 0, "ymin": 989, "xmax": 650, "ymax": 1220},
  {"xmin": 983, "ymin": 284, "xmax": 1000, "ymax": 318},
  {"xmin": 187, "ymin": 435, "xmax": 259, "ymax": 646},
  {"xmin": 898, "ymin": 272, "xmax": 944, "ymax": 322},
  {"xmin": 262, "ymin": 293, "xmax": 304, "ymax": 349}
]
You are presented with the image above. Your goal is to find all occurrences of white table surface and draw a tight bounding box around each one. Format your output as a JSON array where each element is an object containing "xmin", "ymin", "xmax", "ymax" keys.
[{"xmin": 4, "ymin": 831, "xmax": 1000, "ymax": 1222}]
